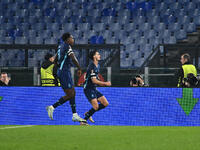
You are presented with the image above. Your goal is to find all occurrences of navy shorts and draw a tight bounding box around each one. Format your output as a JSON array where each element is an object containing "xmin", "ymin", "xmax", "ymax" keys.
[
  {"xmin": 57, "ymin": 69, "xmax": 74, "ymax": 89},
  {"xmin": 84, "ymin": 88, "xmax": 104, "ymax": 101}
]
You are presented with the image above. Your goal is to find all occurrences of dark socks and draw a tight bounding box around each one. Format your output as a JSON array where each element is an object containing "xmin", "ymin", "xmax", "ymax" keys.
[
  {"xmin": 52, "ymin": 97, "xmax": 66, "ymax": 108},
  {"xmin": 98, "ymin": 104, "xmax": 105, "ymax": 111},
  {"xmin": 69, "ymin": 97, "xmax": 76, "ymax": 113},
  {"xmin": 52, "ymin": 97, "xmax": 77, "ymax": 114},
  {"xmin": 84, "ymin": 104, "xmax": 106, "ymax": 120},
  {"xmin": 84, "ymin": 108, "xmax": 96, "ymax": 120}
]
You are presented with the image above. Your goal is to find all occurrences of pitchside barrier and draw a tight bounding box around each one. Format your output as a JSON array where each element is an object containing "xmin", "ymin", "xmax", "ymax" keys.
[{"xmin": 0, "ymin": 87, "xmax": 200, "ymax": 126}]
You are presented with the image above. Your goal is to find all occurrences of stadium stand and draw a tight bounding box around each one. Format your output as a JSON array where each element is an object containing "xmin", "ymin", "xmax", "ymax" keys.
[{"xmin": 0, "ymin": 0, "xmax": 200, "ymax": 67}]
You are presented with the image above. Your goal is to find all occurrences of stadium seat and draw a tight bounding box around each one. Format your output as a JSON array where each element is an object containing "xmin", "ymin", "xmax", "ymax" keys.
[
  {"xmin": 0, "ymin": 37, "xmax": 14, "ymax": 44},
  {"xmin": 186, "ymin": 22, "xmax": 196, "ymax": 33},
  {"xmin": 29, "ymin": 37, "xmax": 44, "ymax": 44}
]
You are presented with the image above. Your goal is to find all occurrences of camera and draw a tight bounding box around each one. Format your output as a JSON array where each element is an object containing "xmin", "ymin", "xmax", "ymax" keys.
[
  {"xmin": 182, "ymin": 73, "xmax": 199, "ymax": 87},
  {"xmin": 130, "ymin": 75, "xmax": 145, "ymax": 87}
]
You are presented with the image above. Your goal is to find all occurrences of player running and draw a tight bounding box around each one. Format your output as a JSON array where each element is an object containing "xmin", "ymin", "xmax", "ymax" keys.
[
  {"xmin": 82, "ymin": 50, "xmax": 111, "ymax": 125},
  {"xmin": 46, "ymin": 32, "xmax": 85, "ymax": 122}
]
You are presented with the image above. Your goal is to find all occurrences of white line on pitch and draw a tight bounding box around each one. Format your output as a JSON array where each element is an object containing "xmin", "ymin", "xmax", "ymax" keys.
[{"xmin": 0, "ymin": 125, "xmax": 35, "ymax": 130}]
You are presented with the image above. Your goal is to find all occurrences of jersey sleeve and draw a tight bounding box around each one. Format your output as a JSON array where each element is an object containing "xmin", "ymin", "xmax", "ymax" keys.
[
  {"xmin": 67, "ymin": 45, "xmax": 74, "ymax": 56},
  {"xmin": 88, "ymin": 64, "xmax": 97, "ymax": 79}
]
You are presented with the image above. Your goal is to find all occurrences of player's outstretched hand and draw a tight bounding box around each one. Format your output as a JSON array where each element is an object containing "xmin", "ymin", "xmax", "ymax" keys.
[
  {"xmin": 105, "ymin": 81, "xmax": 111, "ymax": 86},
  {"xmin": 77, "ymin": 69, "xmax": 82, "ymax": 77}
]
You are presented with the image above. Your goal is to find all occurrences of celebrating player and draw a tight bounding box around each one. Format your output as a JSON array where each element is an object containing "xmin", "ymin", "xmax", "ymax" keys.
[
  {"xmin": 82, "ymin": 50, "xmax": 111, "ymax": 125},
  {"xmin": 46, "ymin": 32, "xmax": 85, "ymax": 122}
]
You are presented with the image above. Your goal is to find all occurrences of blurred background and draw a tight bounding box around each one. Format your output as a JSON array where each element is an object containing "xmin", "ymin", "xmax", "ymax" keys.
[{"xmin": 0, "ymin": 0, "xmax": 200, "ymax": 87}]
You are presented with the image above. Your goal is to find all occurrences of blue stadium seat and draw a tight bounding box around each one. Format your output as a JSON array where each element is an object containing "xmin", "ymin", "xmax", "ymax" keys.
[
  {"xmin": 101, "ymin": 30, "xmax": 112, "ymax": 39},
  {"xmin": 169, "ymin": 23, "xmax": 181, "ymax": 32},
  {"xmin": 27, "ymin": 30, "xmax": 37, "ymax": 38},
  {"xmin": 175, "ymin": 30, "xmax": 186, "ymax": 40},
  {"xmin": 180, "ymin": 15, "xmax": 190, "ymax": 24},
  {"xmin": 75, "ymin": 37, "xmax": 88, "ymax": 44},
  {"xmin": 124, "ymin": 23, "xmax": 134, "ymax": 31},
  {"xmin": 157, "ymin": 23, "xmax": 166, "ymax": 31},
  {"xmin": 134, "ymin": 57, "xmax": 145, "ymax": 67},
  {"xmin": 88, "ymin": 9, "xmax": 101, "ymax": 17},
  {"xmin": 109, "ymin": 23, "xmax": 121, "ymax": 32},
  {"xmin": 194, "ymin": 16, "xmax": 200, "ymax": 25},
  {"xmin": 63, "ymin": 23, "xmax": 74, "ymax": 31},
  {"xmin": 186, "ymin": 23, "xmax": 196, "ymax": 33},
  {"xmin": 169, "ymin": 2, "xmax": 180, "ymax": 10},
  {"xmin": 29, "ymin": 36, "xmax": 44, "ymax": 44},
  {"xmin": 93, "ymin": 23, "xmax": 104, "ymax": 32},
  {"xmin": 106, "ymin": 37, "xmax": 118, "ymax": 44},
  {"xmin": 163, "ymin": 30, "xmax": 170, "ymax": 38},
  {"xmin": 193, "ymin": 9, "xmax": 200, "ymax": 17},
  {"xmin": 34, "ymin": 23, "xmax": 45, "ymax": 31},
  {"xmin": 187, "ymin": 2, "xmax": 195, "ymax": 10},
  {"xmin": 28, "ymin": 16, "xmax": 37, "ymax": 24},
  {"xmin": 0, "ymin": 37, "xmax": 14, "ymax": 44},
  {"xmin": 15, "ymin": 9, "xmax": 29, "ymax": 17},
  {"xmin": 123, "ymin": 36, "xmax": 133, "ymax": 45},
  {"xmin": 62, "ymin": 9, "xmax": 72, "ymax": 17},
  {"xmin": 120, "ymin": 58, "xmax": 132, "ymax": 68}
]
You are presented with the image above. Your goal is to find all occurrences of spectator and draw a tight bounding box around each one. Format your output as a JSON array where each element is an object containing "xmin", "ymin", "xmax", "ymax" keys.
[
  {"xmin": 0, "ymin": 72, "xmax": 11, "ymax": 86},
  {"xmin": 176, "ymin": 53, "xmax": 197, "ymax": 87},
  {"xmin": 40, "ymin": 53, "xmax": 59, "ymax": 86}
]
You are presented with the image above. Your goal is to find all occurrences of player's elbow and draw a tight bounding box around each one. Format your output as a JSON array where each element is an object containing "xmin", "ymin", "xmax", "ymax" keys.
[{"xmin": 91, "ymin": 78, "xmax": 98, "ymax": 84}]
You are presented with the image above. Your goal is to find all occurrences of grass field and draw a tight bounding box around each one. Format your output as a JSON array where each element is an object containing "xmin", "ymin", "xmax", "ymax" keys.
[{"xmin": 0, "ymin": 125, "xmax": 200, "ymax": 150}]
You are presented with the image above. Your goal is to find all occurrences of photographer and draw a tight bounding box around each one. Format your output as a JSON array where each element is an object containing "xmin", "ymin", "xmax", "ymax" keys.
[
  {"xmin": 0, "ymin": 72, "xmax": 11, "ymax": 86},
  {"xmin": 130, "ymin": 75, "xmax": 147, "ymax": 87},
  {"xmin": 182, "ymin": 73, "xmax": 199, "ymax": 88}
]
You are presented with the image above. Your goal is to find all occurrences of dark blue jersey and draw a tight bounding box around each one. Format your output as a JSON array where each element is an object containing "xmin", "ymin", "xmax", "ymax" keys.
[
  {"xmin": 84, "ymin": 62, "xmax": 100, "ymax": 90},
  {"xmin": 57, "ymin": 43, "xmax": 73, "ymax": 71}
]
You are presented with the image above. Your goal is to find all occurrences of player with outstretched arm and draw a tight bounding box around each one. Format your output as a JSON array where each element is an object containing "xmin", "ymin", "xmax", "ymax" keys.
[
  {"xmin": 46, "ymin": 32, "xmax": 85, "ymax": 122},
  {"xmin": 82, "ymin": 50, "xmax": 111, "ymax": 125}
]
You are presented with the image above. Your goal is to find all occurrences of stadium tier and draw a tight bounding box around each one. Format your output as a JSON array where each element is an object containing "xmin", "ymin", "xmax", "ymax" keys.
[{"xmin": 0, "ymin": 0, "xmax": 200, "ymax": 67}]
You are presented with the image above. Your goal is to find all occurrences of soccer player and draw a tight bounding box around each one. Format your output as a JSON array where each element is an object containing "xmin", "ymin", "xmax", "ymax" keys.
[
  {"xmin": 82, "ymin": 50, "xmax": 111, "ymax": 124},
  {"xmin": 46, "ymin": 32, "xmax": 85, "ymax": 122}
]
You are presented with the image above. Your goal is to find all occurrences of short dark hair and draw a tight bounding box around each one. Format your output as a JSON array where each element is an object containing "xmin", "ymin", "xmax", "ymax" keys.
[
  {"xmin": 45, "ymin": 53, "xmax": 53, "ymax": 61},
  {"xmin": 0, "ymin": 72, "xmax": 7, "ymax": 76},
  {"xmin": 182, "ymin": 53, "xmax": 190, "ymax": 62},
  {"xmin": 62, "ymin": 32, "xmax": 71, "ymax": 42},
  {"xmin": 89, "ymin": 50, "xmax": 98, "ymax": 60}
]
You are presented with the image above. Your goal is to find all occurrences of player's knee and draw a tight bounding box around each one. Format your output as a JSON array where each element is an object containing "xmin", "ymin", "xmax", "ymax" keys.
[
  {"xmin": 104, "ymin": 101, "xmax": 109, "ymax": 107},
  {"xmin": 68, "ymin": 93, "xmax": 75, "ymax": 99},
  {"xmin": 66, "ymin": 89, "xmax": 75, "ymax": 99},
  {"xmin": 93, "ymin": 105, "xmax": 99, "ymax": 111}
]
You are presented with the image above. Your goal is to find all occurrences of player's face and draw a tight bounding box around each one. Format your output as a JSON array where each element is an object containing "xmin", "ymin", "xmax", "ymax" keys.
[
  {"xmin": 68, "ymin": 36, "xmax": 74, "ymax": 45},
  {"xmin": 94, "ymin": 52, "xmax": 101, "ymax": 61}
]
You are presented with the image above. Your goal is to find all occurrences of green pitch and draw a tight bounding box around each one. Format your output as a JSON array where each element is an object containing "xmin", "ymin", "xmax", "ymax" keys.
[{"xmin": 0, "ymin": 125, "xmax": 199, "ymax": 150}]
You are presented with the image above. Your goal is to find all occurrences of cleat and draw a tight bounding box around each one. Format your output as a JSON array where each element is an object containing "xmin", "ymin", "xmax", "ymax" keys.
[
  {"xmin": 80, "ymin": 121, "xmax": 89, "ymax": 126},
  {"xmin": 85, "ymin": 112, "xmax": 95, "ymax": 123},
  {"xmin": 46, "ymin": 105, "xmax": 54, "ymax": 120},
  {"xmin": 72, "ymin": 113, "xmax": 86, "ymax": 122}
]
